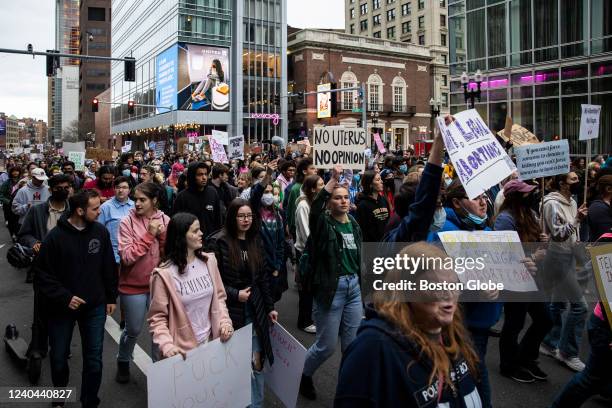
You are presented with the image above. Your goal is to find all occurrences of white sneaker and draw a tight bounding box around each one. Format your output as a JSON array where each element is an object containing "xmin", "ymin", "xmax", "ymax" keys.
[
  {"xmin": 303, "ymin": 324, "xmax": 316, "ymax": 334},
  {"xmin": 556, "ymin": 351, "xmax": 585, "ymax": 372},
  {"xmin": 539, "ymin": 344, "xmax": 558, "ymax": 358}
]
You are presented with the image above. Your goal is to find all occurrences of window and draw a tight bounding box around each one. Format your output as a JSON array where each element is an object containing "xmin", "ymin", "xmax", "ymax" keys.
[
  {"xmin": 373, "ymin": 31, "xmax": 382, "ymax": 38},
  {"xmin": 360, "ymin": 19, "xmax": 368, "ymax": 31},
  {"xmin": 441, "ymin": 33, "xmax": 446, "ymax": 46},
  {"xmin": 387, "ymin": 26, "xmax": 396, "ymax": 38},
  {"xmin": 392, "ymin": 76, "xmax": 406, "ymax": 112},
  {"xmin": 373, "ymin": 0, "xmax": 381, "ymax": 10},
  {"xmin": 419, "ymin": 35, "xmax": 425, "ymax": 45},
  {"xmin": 350, "ymin": 24, "xmax": 355, "ymax": 34},
  {"xmin": 402, "ymin": 21, "xmax": 411, "ymax": 33},
  {"xmin": 418, "ymin": 16, "xmax": 424, "ymax": 28},
  {"xmin": 401, "ymin": 3, "xmax": 411, "ymax": 15},
  {"xmin": 387, "ymin": 9, "xmax": 396, "ymax": 21},
  {"xmin": 341, "ymin": 71, "xmax": 358, "ymax": 110},
  {"xmin": 440, "ymin": 0, "xmax": 446, "ymax": 7},
  {"xmin": 360, "ymin": 3, "xmax": 368, "ymax": 15},
  {"xmin": 418, "ymin": 0, "xmax": 424, "ymax": 10},
  {"xmin": 373, "ymin": 14, "xmax": 381, "ymax": 25},
  {"xmin": 88, "ymin": 7, "xmax": 105, "ymax": 21},
  {"xmin": 387, "ymin": 0, "xmax": 395, "ymax": 3},
  {"xmin": 368, "ymin": 74, "xmax": 383, "ymax": 111},
  {"xmin": 441, "ymin": 54, "xmax": 447, "ymax": 64},
  {"xmin": 442, "ymin": 75, "xmax": 448, "ymax": 86},
  {"xmin": 442, "ymin": 92, "xmax": 448, "ymax": 107},
  {"xmin": 440, "ymin": 14, "xmax": 446, "ymax": 27},
  {"xmin": 350, "ymin": 8, "xmax": 355, "ymax": 18}
]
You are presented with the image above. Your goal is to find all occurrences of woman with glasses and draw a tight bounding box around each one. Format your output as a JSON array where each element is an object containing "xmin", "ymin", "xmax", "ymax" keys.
[{"xmin": 207, "ymin": 198, "xmax": 277, "ymax": 408}]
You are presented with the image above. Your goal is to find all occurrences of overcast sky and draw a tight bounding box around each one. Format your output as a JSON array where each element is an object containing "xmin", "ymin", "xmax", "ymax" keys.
[{"xmin": 0, "ymin": 0, "xmax": 344, "ymax": 122}]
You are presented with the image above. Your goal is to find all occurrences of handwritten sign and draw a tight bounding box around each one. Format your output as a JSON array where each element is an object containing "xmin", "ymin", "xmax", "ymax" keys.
[
  {"xmin": 154, "ymin": 141, "xmax": 165, "ymax": 158},
  {"xmin": 211, "ymin": 130, "xmax": 229, "ymax": 145},
  {"xmin": 514, "ymin": 140, "xmax": 570, "ymax": 179},
  {"xmin": 209, "ymin": 133, "xmax": 229, "ymax": 163},
  {"xmin": 228, "ymin": 135, "xmax": 244, "ymax": 160},
  {"xmin": 313, "ymin": 126, "xmax": 367, "ymax": 171},
  {"xmin": 373, "ymin": 133, "xmax": 386, "ymax": 154},
  {"xmin": 579, "ymin": 104, "xmax": 601, "ymax": 141},
  {"xmin": 68, "ymin": 151, "xmax": 85, "ymax": 170},
  {"xmin": 438, "ymin": 109, "xmax": 515, "ymax": 200},
  {"xmin": 86, "ymin": 147, "xmax": 114, "ymax": 162},
  {"xmin": 588, "ymin": 244, "xmax": 612, "ymax": 329},
  {"xmin": 147, "ymin": 325, "xmax": 252, "ymax": 408},
  {"xmin": 497, "ymin": 122, "xmax": 539, "ymax": 146},
  {"xmin": 264, "ymin": 323, "xmax": 307, "ymax": 408}
]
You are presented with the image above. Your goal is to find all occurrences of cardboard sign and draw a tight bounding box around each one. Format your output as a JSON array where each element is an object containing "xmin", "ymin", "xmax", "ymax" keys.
[
  {"xmin": 121, "ymin": 145, "xmax": 131, "ymax": 153},
  {"xmin": 579, "ymin": 104, "xmax": 602, "ymax": 141},
  {"xmin": 313, "ymin": 126, "xmax": 367, "ymax": 171},
  {"xmin": 264, "ymin": 323, "xmax": 307, "ymax": 408},
  {"xmin": 514, "ymin": 140, "xmax": 570, "ymax": 180},
  {"xmin": 317, "ymin": 83, "xmax": 331, "ymax": 119},
  {"xmin": 209, "ymin": 133, "xmax": 229, "ymax": 163},
  {"xmin": 211, "ymin": 130, "xmax": 229, "ymax": 145},
  {"xmin": 438, "ymin": 109, "xmax": 515, "ymax": 200},
  {"xmin": 147, "ymin": 325, "xmax": 252, "ymax": 408},
  {"xmin": 438, "ymin": 230, "xmax": 538, "ymax": 292},
  {"xmin": 68, "ymin": 151, "xmax": 85, "ymax": 170},
  {"xmin": 588, "ymin": 244, "xmax": 612, "ymax": 329},
  {"xmin": 228, "ymin": 135, "xmax": 244, "ymax": 160},
  {"xmin": 154, "ymin": 141, "xmax": 165, "ymax": 158},
  {"xmin": 373, "ymin": 133, "xmax": 386, "ymax": 154},
  {"xmin": 497, "ymin": 117, "xmax": 539, "ymax": 146},
  {"xmin": 86, "ymin": 147, "xmax": 114, "ymax": 162}
]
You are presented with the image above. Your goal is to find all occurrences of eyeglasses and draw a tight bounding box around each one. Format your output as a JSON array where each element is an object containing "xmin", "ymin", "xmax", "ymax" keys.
[
  {"xmin": 114, "ymin": 185, "xmax": 130, "ymax": 190},
  {"xmin": 236, "ymin": 214, "xmax": 253, "ymax": 220}
]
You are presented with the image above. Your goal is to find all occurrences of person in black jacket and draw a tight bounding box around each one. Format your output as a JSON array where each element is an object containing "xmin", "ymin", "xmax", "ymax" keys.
[
  {"xmin": 34, "ymin": 189, "xmax": 118, "ymax": 408},
  {"xmin": 355, "ymin": 170, "xmax": 390, "ymax": 242},
  {"xmin": 208, "ymin": 198, "xmax": 278, "ymax": 408},
  {"xmin": 172, "ymin": 162, "xmax": 222, "ymax": 237},
  {"xmin": 587, "ymin": 175, "xmax": 612, "ymax": 241}
]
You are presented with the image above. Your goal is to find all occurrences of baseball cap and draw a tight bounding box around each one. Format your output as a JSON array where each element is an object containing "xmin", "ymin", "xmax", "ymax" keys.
[
  {"xmin": 31, "ymin": 168, "xmax": 48, "ymax": 181},
  {"xmin": 503, "ymin": 179, "xmax": 535, "ymax": 196}
]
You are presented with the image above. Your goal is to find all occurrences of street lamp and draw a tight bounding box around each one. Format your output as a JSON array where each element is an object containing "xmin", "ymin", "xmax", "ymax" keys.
[
  {"xmin": 460, "ymin": 69, "xmax": 483, "ymax": 109},
  {"xmin": 85, "ymin": 31, "xmax": 94, "ymax": 57},
  {"xmin": 429, "ymin": 97, "xmax": 442, "ymax": 118}
]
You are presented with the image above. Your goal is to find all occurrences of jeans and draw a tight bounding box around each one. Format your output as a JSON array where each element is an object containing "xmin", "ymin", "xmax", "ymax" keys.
[
  {"xmin": 117, "ymin": 293, "xmax": 158, "ymax": 363},
  {"xmin": 544, "ymin": 300, "xmax": 588, "ymax": 359},
  {"xmin": 469, "ymin": 327, "xmax": 492, "ymax": 408},
  {"xmin": 499, "ymin": 302, "xmax": 552, "ymax": 373},
  {"xmin": 551, "ymin": 314, "xmax": 612, "ymax": 408},
  {"xmin": 303, "ymin": 274, "xmax": 362, "ymax": 377},
  {"xmin": 245, "ymin": 304, "xmax": 264, "ymax": 408},
  {"xmin": 48, "ymin": 305, "xmax": 106, "ymax": 408}
]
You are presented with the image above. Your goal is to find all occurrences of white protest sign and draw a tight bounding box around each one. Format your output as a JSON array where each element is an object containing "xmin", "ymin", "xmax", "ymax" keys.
[
  {"xmin": 264, "ymin": 323, "xmax": 307, "ymax": 408},
  {"xmin": 212, "ymin": 130, "xmax": 229, "ymax": 145},
  {"xmin": 438, "ymin": 230, "xmax": 538, "ymax": 292},
  {"xmin": 147, "ymin": 324, "xmax": 252, "ymax": 408},
  {"xmin": 579, "ymin": 104, "xmax": 601, "ymax": 141},
  {"xmin": 121, "ymin": 145, "xmax": 131, "ymax": 153},
  {"xmin": 313, "ymin": 126, "xmax": 367, "ymax": 171},
  {"xmin": 188, "ymin": 136, "xmax": 196, "ymax": 144},
  {"xmin": 154, "ymin": 141, "xmax": 165, "ymax": 158},
  {"xmin": 373, "ymin": 133, "xmax": 386, "ymax": 154},
  {"xmin": 514, "ymin": 139, "xmax": 570, "ymax": 179},
  {"xmin": 36, "ymin": 144, "xmax": 44, "ymax": 151},
  {"xmin": 68, "ymin": 151, "xmax": 86, "ymax": 170},
  {"xmin": 228, "ymin": 135, "xmax": 245, "ymax": 160},
  {"xmin": 209, "ymin": 133, "xmax": 229, "ymax": 163},
  {"xmin": 439, "ymin": 109, "xmax": 515, "ymax": 199},
  {"xmin": 589, "ymin": 245, "xmax": 612, "ymax": 329}
]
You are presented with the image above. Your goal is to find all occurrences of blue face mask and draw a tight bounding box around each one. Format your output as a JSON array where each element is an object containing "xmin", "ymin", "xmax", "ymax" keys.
[
  {"xmin": 430, "ymin": 207, "xmax": 447, "ymax": 232},
  {"xmin": 353, "ymin": 174, "xmax": 361, "ymax": 185},
  {"xmin": 122, "ymin": 169, "xmax": 131, "ymax": 177},
  {"xmin": 399, "ymin": 164, "xmax": 408, "ymax": 174},
  {"xmin": 460, "ymin": 204, "xmax": 488, "ymax": 227}
]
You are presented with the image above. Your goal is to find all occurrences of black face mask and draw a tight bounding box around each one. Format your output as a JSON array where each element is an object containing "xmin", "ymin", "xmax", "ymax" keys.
[
  {"xmin": 51, "ymin": 189, "xmax": 69, "ymax": 202},
  {"xmin": 569, "ymin": 182, "xmax": 581, "ymax": 195}
]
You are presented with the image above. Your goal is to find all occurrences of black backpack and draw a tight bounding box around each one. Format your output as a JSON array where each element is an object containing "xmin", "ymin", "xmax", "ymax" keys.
[{"xmin": 7, "ymin": 243, "xmax": 34, "ymax": 269}]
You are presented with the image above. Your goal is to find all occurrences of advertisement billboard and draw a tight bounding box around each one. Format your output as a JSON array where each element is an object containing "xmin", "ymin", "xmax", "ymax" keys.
[
  {"xmin": 155, "ymin": 43, "xmax": 230, "ymax": 113},
  {"xmin": 317, "ymin": 83, "xmax": 331, "ymax": 119},
  {"xmin": 0, "ymin": 119, "xmax": 5, "ymax": 136}
]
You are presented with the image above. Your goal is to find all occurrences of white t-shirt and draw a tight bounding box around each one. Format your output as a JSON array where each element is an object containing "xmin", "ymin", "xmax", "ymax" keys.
[{"xmin": 172, "ymin": 258, "xmax": 214, "ymax": 344}]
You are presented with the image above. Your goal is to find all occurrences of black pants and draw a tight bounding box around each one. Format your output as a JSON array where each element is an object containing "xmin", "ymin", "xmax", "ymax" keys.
[
  {"xmin": 296, "ymin": 250, "xmax": 314, "ymax": 329},
  {"xmin": 27, "ymin": 284, "xmax": 49, "ymax": 358},
  {"xmin": 499, "ymin": 302, "xmax": 552, "ymax": 373}
]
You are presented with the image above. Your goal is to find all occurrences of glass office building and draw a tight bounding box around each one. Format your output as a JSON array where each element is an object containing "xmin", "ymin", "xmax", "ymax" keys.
[
  {"xmin": 448, "ymin": 0, "xmax": 612, "ymax": 153},
  {"xmin": 110, "ymin": 0, "xmax": 287, "ymax": 145}
]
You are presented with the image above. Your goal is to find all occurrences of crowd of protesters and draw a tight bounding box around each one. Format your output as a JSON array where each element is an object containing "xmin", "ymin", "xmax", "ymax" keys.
[{"xmin": 1, "ymin": 125, "xmax": 611, "ymax": 408}]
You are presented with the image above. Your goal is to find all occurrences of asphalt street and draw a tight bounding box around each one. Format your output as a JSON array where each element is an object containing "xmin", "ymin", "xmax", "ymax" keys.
[{"xmin": 0, "ymin": 211, "xmax": 609, "ymax": 408}]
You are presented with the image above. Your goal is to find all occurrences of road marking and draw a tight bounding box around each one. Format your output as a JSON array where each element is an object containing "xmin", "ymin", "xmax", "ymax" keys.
[
  {"xmin": 0, "ymin": 244, "xmax": 5, "ymax": 249},
  {"xmin": 104, "ymin": 316, "xmax": 152, "ymax": 376}
]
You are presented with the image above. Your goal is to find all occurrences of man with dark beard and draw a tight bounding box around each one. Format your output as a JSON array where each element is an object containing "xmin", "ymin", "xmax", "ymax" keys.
[{"xmin": 83, "ymin": 166, "xmax": 115, "ymax": 203}]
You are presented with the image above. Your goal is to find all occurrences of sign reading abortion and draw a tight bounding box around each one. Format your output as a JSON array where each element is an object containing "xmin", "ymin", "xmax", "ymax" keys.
[{"xmin": 313, "ymin": 126, "xmax": 367, "ymax": 171}]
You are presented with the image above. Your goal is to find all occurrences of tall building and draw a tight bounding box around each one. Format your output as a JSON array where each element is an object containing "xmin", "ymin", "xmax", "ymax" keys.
[
  {"xmin": 79, "ymin": 0, "xmax": 112, "ymax": 142},
  {"xmin": 5, "ymin": 115, "xmax": 20, "ymax": 150},
  {"xmin": 110, "ymin": 0, "xmax": 287, "ymax": 149},
  {"xmin": 448, "ymin": 0, "xmax": 612, "ymax": 153},
  {"xmin": 49, "ymin": 0, "xmax": 80, "ymax": 144},
  {"xmin": 345, "ymin": 0, "xmax": 450, "ymax": 114}
]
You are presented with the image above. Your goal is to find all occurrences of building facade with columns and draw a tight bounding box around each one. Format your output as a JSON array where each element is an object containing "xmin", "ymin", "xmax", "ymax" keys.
[{"xmin": 288, "ymin": 28, "xmax": 434, "ymax": 151}]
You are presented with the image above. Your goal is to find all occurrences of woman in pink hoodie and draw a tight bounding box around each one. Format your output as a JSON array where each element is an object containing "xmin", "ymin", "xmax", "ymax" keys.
[
  {"xmin": 148, "ymin": 212, "xmax": 233, "ymax": 360},
  {"xmin": 116, "ymin": 182, "xmax": 169, "ymax": 383}
]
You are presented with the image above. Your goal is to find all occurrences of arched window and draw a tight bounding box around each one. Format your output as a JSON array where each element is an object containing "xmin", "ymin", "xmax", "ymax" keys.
[
  {"xmin": 367, "ymin": 73, "xmax": 384, "ymax": 111},
  {"xmin": 392, "ymin": 76, "xmax": 407, "ymax": 112},
  {"xmin": 340, "ymin": 71, "xmax": 358, "ymax": 111}
]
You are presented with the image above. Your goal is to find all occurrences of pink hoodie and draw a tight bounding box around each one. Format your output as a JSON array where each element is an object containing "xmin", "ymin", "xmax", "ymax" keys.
[{"xmin": 118, "ymin": 208, "xmax": 170, "ymax": 295}]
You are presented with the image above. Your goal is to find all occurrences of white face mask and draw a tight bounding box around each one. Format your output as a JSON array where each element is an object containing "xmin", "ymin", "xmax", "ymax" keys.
[
  {"xmin": 430, "ymin": 207, "xmax": 447, "ymax": 232},
  {"xmin": 261, "ymin": 193, "xmax": 275, "ymax": 207}
]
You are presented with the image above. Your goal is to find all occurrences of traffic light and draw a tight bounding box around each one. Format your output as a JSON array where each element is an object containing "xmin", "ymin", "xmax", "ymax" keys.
[
  {"xmin": 124, "ymin": 57, "xmax": 136, "ymax": 82},
  {"xmin": 46, "ymin": 50, "xmax": 59, "ymax": 77},
  {"xmin": 297, "ymin": 91, "xmax": 305, "ymax": 104},
  {"xmin": 127, "ymin": 100, "xmax": 135, "ymax": 115},
  {"xmin": 91, "ymin": 98, "xmax": 99, "ymax": 113},
  {"xmin": 330, "ymin": 82, "xmax": 338, "ymax": 117}
]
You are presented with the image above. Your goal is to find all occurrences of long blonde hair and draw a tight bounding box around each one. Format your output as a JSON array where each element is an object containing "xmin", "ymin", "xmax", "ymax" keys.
[{"xmin": 373, "ymin": 242, "xmax": 480, "ymax": 388}]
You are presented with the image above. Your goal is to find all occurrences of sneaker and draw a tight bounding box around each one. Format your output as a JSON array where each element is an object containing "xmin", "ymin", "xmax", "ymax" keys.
[
  {"xmin": 539, "ymin": 344, "xmax": 558, "ymax": 358},
  {"xmin": 302, "ymin": 324, "xmax": 316, "ymax": 334},
  {"xmin": 501, "ymin": 367, "xmax": 535, "ymax": 384},
  {"xmin": 115, "ymin": 361, "xmax": 130, "ymax": 384},
  {"xmin": 299, "ymin": 374, "xmax": 317, "ymax": 400},
  {"xmin": 556, "ymin": 351, "xmax": 585, "ymax": 372},
  {"xmin": 522, "ymin": 361, "xmax": 548, "ymax": 381}
]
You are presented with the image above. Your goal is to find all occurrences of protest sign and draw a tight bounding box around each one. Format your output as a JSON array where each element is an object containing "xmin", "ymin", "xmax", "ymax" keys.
[
  {"xmin": 188, "ymin": 136, "xmax": 196, "ymax": 144},
  {"xmin": 86, "ymin": 147, "xmax": 114, "ymax": 162},
  {"xmin": 438, "ymin": 109, "xmax": 515, "ymax": 200},
  {"xmin": 149, "ymin": 141, "xmax": 156, "ymax": 150},
  {"xmin": 154, "ymin": 141, "xmax": 165, "ymax": 158},
  {"xmin": 588, "ymin": 244, "xmax": 612, "ymax": 329},
  {"xmin": 264, "ymin": 323, "xmax": 307, "ymax": 408},
  {"xmin": 438, "ymin": 230, "xmax": 538, "ymax": 292},
  {"xmin": 147, "ymin": 325, "xmax": 252, "ymax": 408},
  {"xmin": 36, "ymin": 144, "xmax": 44, "ymax": 151},
  {"xmin": 63, "ymin": 141, "xmax": 86, "ymax": 153},
  {"xmin": 373, "ymin": 133, "xmax": 386, "ymax": 154},
  {"xmin": 579, "ymin": 104, "xmax": 602, "ymax": 141},
  {"xmin": 496, "ymin": 124, "xmax": 539, "ymax": 146},
  {"xmin": 209, "ymin": 133, "xmax": 229, "ymax": 163},
  {"xmin": 228, "ymin": 135, "xmax": 244, "ymax": 160},
  {"xmin": 514, "ymin": 139, "xmax": 570, "ymax": 180},
  {"xmin": 121, "ymin": 145, "xmax": 131, "ymax": 153},
  {"xmin": 313, "ymin": 126, "xmax": 367, "ymax": 171},
  {"xmin": 211, "ymin": 130, "xmax": 229, "ymax": 145},
  {"xmin": 68, "ymin": 151, "xmax": 85, "ymax": 170}
]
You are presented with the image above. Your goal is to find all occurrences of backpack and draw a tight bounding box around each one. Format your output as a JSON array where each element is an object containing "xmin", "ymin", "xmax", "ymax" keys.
[{"xmin": 7, "ymin": 243, "xmax": 34, "ymax": 269}]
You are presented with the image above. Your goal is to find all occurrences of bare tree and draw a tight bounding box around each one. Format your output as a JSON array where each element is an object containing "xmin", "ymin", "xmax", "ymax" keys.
[{"xmin": 62, "ymin": 120, "xmax": 80, "ymax": 142}]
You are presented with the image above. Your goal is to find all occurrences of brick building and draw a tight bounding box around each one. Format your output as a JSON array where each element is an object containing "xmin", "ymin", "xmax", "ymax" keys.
[
  {"xmin": 94, "ymin": 88, "xmax": 117, "ymax": 149},
  {"xmin": 288, "ymin": 28, "xmax": 435, "ymax": 150}
]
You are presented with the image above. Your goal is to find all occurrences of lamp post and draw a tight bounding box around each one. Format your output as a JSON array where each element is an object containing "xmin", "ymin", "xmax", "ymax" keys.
[{"xmin": 460, "ymin": 69, "xmax": 483, "ymax": 109}]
